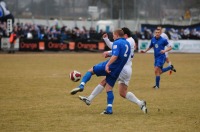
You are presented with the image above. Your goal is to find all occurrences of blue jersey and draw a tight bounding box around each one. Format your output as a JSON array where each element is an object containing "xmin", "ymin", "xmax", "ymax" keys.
[
  {"xmin": 149, "ymin": 36, "xmax": 168, "ymax": 59},
  {"xmin": 109, "ymin": 38, "xmax": 131, "ymax": 78},
  {"xmin": 93, "ymin": 38, "xmax": 130, "ymax": 87}
]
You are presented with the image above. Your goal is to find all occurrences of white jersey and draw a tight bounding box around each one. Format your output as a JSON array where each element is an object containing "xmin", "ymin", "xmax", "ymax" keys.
[
  {"xmin": 161, "ymin": 33, "xmax": 169, "ymax": 41},
  {"xmin": 103, "ymin": 37, "xmax": 135, "ymax": 86},
  {"xmin": 160, "ymin": 33, "xmax": 171, "ymax": 57}
]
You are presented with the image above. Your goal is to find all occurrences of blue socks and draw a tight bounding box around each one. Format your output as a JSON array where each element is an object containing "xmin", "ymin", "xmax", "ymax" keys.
[
  {"xmin": 156, "ymin": 76, "xmax": 160, "ymax": 88},
  {"xmin": 79, "ymin": 71, "xmax": 92, "ymax": 89},
  {"xmin": 106, "ymin": 91, "xmax": 114, "ymax": 113},
  {"xmin": 162, "ymin": 65, "xmax": 171, "ymax": 73}
]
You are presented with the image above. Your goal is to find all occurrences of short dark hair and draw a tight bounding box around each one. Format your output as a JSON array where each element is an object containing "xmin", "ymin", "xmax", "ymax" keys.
[
  {"xmin": 157, "ymin": 25, "xmax": 162, "ymax": 30},
  {"xmin": 122, "ymin": 27, "xmax": 131, "ymax": 37},
  {"xmin": 155, "ymin": 28, "xmax": 161, "ymax": 32}
]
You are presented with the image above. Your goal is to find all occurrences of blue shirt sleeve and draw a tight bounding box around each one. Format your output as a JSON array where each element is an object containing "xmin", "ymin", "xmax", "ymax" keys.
[
  {"xmin": 112, "ymin": 42, "xmax": 120, "ymax": 56},
  {"xmin": 163, "ymin": 39, "xmax": 168, "ymax": 47},
  {"xmin": 149, "ymin": 38, "xmax": 154, "ymax": 48}
]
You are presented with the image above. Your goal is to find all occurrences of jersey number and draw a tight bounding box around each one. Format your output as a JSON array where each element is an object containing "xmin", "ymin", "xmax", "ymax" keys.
[{"xmin": 124, "ymin": 44, "xmax": 129, "ymax": 57}]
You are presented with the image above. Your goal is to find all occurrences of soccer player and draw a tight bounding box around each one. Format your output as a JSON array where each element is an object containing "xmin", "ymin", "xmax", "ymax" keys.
[
  {"xmin": 157, "ymin": 26, "xmax": 176, "ymax": 75},
  {"xmin": 70, "ymin": 29, "xmax": 131, "ymax": 114},
  {"xmin": 79, "ymin": 27, "xmax": 147, "ymax": 114},
  {"xmin": 141, "ymin": 28, "xmax": 176, "ymax": 89}
]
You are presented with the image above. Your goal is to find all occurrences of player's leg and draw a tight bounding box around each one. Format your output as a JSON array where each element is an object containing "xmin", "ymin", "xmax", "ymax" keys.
[
  {"xmin": 163, "ymin": 53, "xmax": 172, "ymax": 73},
  {"xmin": 153, "ymin": 66, "xmax": 162, "ymax": 89},
  {"xmin": 154, "ymin": 58, "xmax": 167, "ymax": 88},
  {"xmin": 165, "ymin": 52, "xmax": 171, "ymax": 66},
  {"xmin": 161, "ymin": 64, "xmax": 176, "ymax": 73},
  {"xmin": 119, "ymin": 83, "xmax": 147, "ymax": 112},
  {"xmin": 101, "ymin": 83, "xmax": 114, "ymax": 114},
  {"xmin": 78, "ymin": 68, "xmax": 94, "ymax": 89},
  {"xmin": 70, "ymin": 67, "xmax": 94, "ymax": 95},
  {"xmin": 101, "ymin": 75, "xmax": 117, "ymax": 114},
  {"xmin": 165, "ymin": 52, "xmax": 176, "ymax": 74},
  {"xmin": 117, "ymin": 65, "xmax": 147, "ymax": 113},
  {"xmin": 161, "ymin": 64, "xmax": 172, "ymax": 73},
  {"xmin": 79, "ymin": 78, "xmax": 106, "ymax": 105},
  {"xmin": 70, "ymin": 61, "xmax": 108, "ymax": 95}
]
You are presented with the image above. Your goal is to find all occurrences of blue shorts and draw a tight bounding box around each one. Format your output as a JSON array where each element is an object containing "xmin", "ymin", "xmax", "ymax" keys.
[
  {"xmin": 154, "ymin": 56, "xmax": 166, "ymax": 69},
  {"xmin": 93, "ymin": 60, "xmax": 118, "ymax": 87}
]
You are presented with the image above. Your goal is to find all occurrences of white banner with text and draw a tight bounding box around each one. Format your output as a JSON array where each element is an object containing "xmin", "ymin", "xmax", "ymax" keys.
[{"xmin": 138, "ymin": 40, "xmax": 200, "ymax": 53}]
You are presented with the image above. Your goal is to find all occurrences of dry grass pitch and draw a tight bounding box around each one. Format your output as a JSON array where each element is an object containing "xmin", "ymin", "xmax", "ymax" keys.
[{"xmin": 0, "ymin": 52, "xmax": 200, "ymax": 132}]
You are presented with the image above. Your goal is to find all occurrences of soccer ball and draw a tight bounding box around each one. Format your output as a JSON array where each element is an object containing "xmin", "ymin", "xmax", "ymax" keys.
[{"xmin": 69, "ymin": 70, "xmax": 81, "ymax": 82}]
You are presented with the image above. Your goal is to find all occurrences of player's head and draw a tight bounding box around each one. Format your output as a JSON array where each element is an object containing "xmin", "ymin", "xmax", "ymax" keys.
[
  {"xmin": 155, "ymin": 29, "xmax": 161, "ymax": 38},
  {"xmin": 113, "ymin": 29, "xmax": 124, "ymax": 40},
  {"xmin": 157, "ymin": 25, "xmax": 164, "ymax": 33},
  {"xmin": 122, "ymin": 27, "xmax": 131, "ymax": 38}
]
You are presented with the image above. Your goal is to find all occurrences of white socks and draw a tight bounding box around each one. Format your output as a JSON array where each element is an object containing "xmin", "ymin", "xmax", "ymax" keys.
[
  {"xmin": 87, "ymin": 85, "xmax": 143, "ymax": 107},
  {"xmin": 125, "ymin": 92, "xmax": 141, "ymax": 106},
  {"xmin": 168, "ymin": 62, "xmax": 172, "ymax": 66},
  {"xmin": 88, "ymin": 84, "xmax": 104, "ymax": 102}
]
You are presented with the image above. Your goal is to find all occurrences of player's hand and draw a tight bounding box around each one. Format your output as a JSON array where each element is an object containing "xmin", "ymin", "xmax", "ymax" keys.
[
  {"xmin": 103, "ymin": 51, "xmax": 110, "ymax": 58},
  {"xmin": 160, "ymin": 50, "xmax": 165, "ymax": 54},
  {"xmin": 140, "ymin": 50, "xmax": 145, "ymax": 53},
  {"xmin": 102, "ymin": 33, "xmax": 108, "ymax": 38},
  {"xmin": 105, "ymin": 65, "xmax": 111, "ymax": 73}
]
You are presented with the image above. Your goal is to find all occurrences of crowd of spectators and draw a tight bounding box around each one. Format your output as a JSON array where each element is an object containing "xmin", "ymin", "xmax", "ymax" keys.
[
  {"xmin": 0, "ymin": 21, "xmax": 200, "ymax": 44},
  {"xmin": 138, "ymin": 27, "xmax": 200, "ymax": 40},
  {"xmin": 0, "ymin": 21, "xmax": 105, "ymax": 43}
]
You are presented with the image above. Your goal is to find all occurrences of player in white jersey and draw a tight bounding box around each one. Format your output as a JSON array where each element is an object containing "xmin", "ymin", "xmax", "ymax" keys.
[
  {"xmin": 157, "ymin": 26, "xmax": 176, "ymax": 75},
  {"xmin": 79, "ymin": 27, "xmax": 147, "ymax": 114}
]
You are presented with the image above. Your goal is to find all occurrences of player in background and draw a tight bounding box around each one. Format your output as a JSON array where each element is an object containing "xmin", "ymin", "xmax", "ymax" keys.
[
  {"xmin": 78, "ymin": 27, "xmax": 147, "ymax": 114},
  {"xmin": 141, "ymin": 29, "xmax": 176, "ymax": 89},
  {"xmin": 157, "ymin": 26, "xmax": 176, "ymax": 75},
  {"xmin": 70, "ymin": 29, "xmax": 131, "ymax": 114}
]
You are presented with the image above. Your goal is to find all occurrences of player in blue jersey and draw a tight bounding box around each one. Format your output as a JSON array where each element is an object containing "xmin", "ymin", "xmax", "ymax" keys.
[
  {"xmin": 157, "ymin": 26, "xmax": 176, "ymax": 75},
  {"xmin": 79, "ymin": 27, "xmax": 147, "ymax": 114},
  {"xmin": 70, "ymin": 29, "xmax": 131, "ymax": 114},
  {"xmin": 141, "ymin": 29, "xmax": 176, "ymax": 89}
]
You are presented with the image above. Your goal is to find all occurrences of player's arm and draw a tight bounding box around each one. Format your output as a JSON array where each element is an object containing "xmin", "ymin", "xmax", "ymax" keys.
[
  {"xmin": 105, "ymin": 42, "xmax": 120, "ymax": 73},
  {"xmin": 141, "ymin": 47, "xmax": 151, "ymax": 53},
  {"xmin": 102, "ymin": 33, "xmax": 113, "ymax": 49},
  {"xmin": 160, "ymin": 39, "xmax": 172, "ymax": 54},
  {"xmin": 103, "ymin": 50, "xmax": 112, "ymax": 58},
  {"xmin": 160, "ymin": 45, "xmax": 172, "ymax": 54},
  {"xmin": 141, "ymin": 40, "xmax": 153, "ymax": 53},
  {"xmin": 105, "ymin": 55, "xmax": 118, "ymax": 73}
]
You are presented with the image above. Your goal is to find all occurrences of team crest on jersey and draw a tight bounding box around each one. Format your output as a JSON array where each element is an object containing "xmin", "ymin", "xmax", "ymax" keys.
[
  {"xmin": 155, "ymin": 44, "xmax": 158, "ymax": 48},
  {"xmin": 113, "ymin": 45, "xmax": 117, "ymax": 49}
]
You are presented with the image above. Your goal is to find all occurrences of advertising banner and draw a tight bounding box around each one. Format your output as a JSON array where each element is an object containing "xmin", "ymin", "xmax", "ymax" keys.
[
  {"xmin": 45, "ymin": 40, "xmax": 68, "ymax": 51},
  {"xmin": 1, "ymin": 38, "xmax": 107, "ymax": 52},
  {"xmin": 138, "ymin": 40, "xmax": 200, "ymax": 53},
  {"xmin": 19, "ymin": 39, "xmax": 39, "ymax": 51},
  {"xmin": 74, "ymin": 41, "xmax": 99, "ymax": 51}
]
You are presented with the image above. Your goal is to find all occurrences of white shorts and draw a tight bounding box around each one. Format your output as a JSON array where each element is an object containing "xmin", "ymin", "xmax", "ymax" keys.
[
  {"xmin": 165, "ymin": 52, "xmax": 169, "ymax": 58},
  {"xmin": 117, "ymin": 64, "xmax": 132, "ymax": 86}
]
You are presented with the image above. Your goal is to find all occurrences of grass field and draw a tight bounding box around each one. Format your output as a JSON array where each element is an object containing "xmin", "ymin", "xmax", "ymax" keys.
[{"xmin": 0, "ymin": 52, "xmax": 200, "ymax": 132}]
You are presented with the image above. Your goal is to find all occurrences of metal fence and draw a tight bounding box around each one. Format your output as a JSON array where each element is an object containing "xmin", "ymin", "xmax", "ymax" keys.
[{"xmin": 5, "ymin": 0, "xmax": 200, "ymax": 25}]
